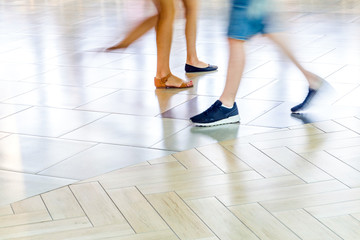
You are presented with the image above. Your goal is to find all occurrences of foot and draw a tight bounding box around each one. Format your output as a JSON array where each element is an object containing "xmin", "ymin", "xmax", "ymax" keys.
[
  {"xmin": 291, "ymin": 87, "xmax": 319, "ymax": 113},
  {"xmin": 306, "ymin": 72, "xmax": 323, "ymax": 90},
  {"xmin": 186, "ymin": 60, "xmax": 209, "ymax": 68},
  {"xmin": 290, "ymin": 113, "xmax": 313, "ymax": 124},
  {"xmin": 190, "ymin": 100, "xmax": 240, "ymax": 127},
  {"xmin": 154, "ymin": 73, "xmax": 193, "ymax": 88},
  {"xmin": 291, "ymin": 74, "xmax": 325, "ymax": 113},
  {"xmin": 105, "ymin": 42, "xmax": 129, "ymax": 51}
]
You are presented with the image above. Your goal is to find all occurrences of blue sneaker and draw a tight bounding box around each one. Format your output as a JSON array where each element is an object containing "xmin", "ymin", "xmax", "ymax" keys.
[
  {"xmin": 291, "ymin": 77, "xmax": 326, "ymax": 113},
  {"xmin": 190, "ymin": 100, "xmax": 240, "ymax": 127},
  {"xmin": 291, "ymin": 88, "xmax": 317, "ymax": 113}
]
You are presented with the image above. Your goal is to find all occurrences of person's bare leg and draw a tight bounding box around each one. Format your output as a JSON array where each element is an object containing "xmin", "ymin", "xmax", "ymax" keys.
[
  {"xmin": 189, "ymin": 37, "xmax": 242, "ymax": 125},
  {"xmin": 265, "ymin": 33, "xmax": 323, "ymax": 89},
  {"xmin": 106, "ymin": 15, "xmax": 158, "ymax": 51},
  {"xmin": 153, "ymin": 0, "xmax": 173, "ymax": 78},
  {"xmin": 182, "ymin": 0, "xmax": 208, "ymax": 68},
  {"xmin": 219, "ymin": 38, "xmax": 246, "ymax": 107},
  {"xmin": 266, "ymin": 32, "xmax": 324, "ymax": 112},
  {"xmin": 153, "ymin": 0, "xmax": 192, "ymax": 87}
]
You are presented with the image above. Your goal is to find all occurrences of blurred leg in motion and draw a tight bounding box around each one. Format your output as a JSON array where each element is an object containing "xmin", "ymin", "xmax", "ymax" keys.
[
  {"xmin": 107, "ymin": 0, "xmax": 217, "ymax": 73},
  {"xmin": 107, "ymin": 0, "xmax": 192, "ymax": 88},
  {"xmin": 106, "ymin": 15, "xmax": 158, "ymax": 51},
  {"xmin": 265, "ymin": 33, "xmax": 323, "ymax": 90},
  {"xmin": 265, "ymin": 32, "xmax": 324, "ymax": 112},
  {"xmin": 219, "ymin": 38, "xmax": 246, "ymax": 108},
  {"xmin": 190, "ymin": 0, "xmax": 326, "ymax": 126}
]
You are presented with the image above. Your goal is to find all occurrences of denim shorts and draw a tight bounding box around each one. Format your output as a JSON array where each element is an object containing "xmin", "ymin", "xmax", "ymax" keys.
[{"xmin": 228, "ymin": 0, "xmax": 280, "ymax": 40}]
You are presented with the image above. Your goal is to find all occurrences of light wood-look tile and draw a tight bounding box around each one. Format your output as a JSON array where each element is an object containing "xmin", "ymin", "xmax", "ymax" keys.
[
  {"xmin": 352, "ymin": 212, "xmax": 360, "ymax": 221},
  {"xmin": 177, "ymin": 175, "xmax": 304, "ymax": 201},
  {"xmin": 129, "ymin": 162, "xmax": 151, "ymax": 167},
  {"xmin": 11, "ymin": 196, "xmax": 47, "ymax": 214},
  {"xmin": 262, "ymin": 147, "xmax": 332, "ymax": 182},
  {"xmin": 299, "ymin": 151, "xmax": 360, "ymax": 187},
  {"xmin": 274, "ymin": 209, "xmax": 342, "ymax": 240},
  {"xmin": 172, "ymin": 149, "xmax": 215, "ymax": 169},
  {"xmin": 108, "ymin": 187, "xmax": 168, "ymax": 233},
  {"xmin": 319, "ymin": 215, "xmax": 360, "ymax": 240},
  {"xmin": 311, "ymin": 120, "xmax": 348, "ymax": 132},
  {"xmin": 0, "ymin": 217, "xmax": 92, "ymax": 239},
  {"xmin": 305, "ymin": 200, "xmax": 360, "ymax": 218},
  {"xmin": 187, "ymin": 198, "xmax": 259, "ymax": 240},
  {"xmin": 10, "ymin": 225, "xmax": 135, "ymax": 240},
  {"xmin": 253, "ymin": 131, "xmax": 359, "ymax": 150},
  {"xmin": 138, "ymin": 170, "xmax": 262, "ymax": 195},
  {"xmin": 289, "ymin": 124, "xmax": 325, "ymax": 132},
  {"xmin": 104, "ymin": 230, "xmax": 179, "ymax": 240},
  {"xmin": 99, "ymin": 163, "xmax": 223, "ymax": 190},
  {"xmin": 0, "ymin": 211, "xmax": 51, "ymax": 228},
  {"xmin": 41, "ymin": 186, "xmax": 85, "ymax": 220},
  {"xmin": 289, "ymin": 135, "xmax": 360, "ymax": 153},
  {"xmin": 70, "ymin": 182, "xmax": 130, "ymax": 227},
  {"xmin": 146, "ymin": 192, "xmax": 216, "ymax": 240},
  {"xmin": 148, "ymin": 155, "xmax": 178, "ymax": 165},
  {"xmin": 223, "ymin": 143, "xmax": 290, "ymax": 177},
  {"xmin": 334, "ymin": 117, "xmax": 360, "ymax": 134},
  {"xmin": 261, "ymin": 188, "xmax": 360, "ymax": 212},
  {"xmin": 196, "ymin": 143, "xmax": 252, "ymax": 173},
  {"xmin": 327, "ymin": 144, "xmax": 360, "ymax": 160},
  {"xmin": 217, "ymin": 180, "xmax": 348, "ymax": 206},
  {"xmin": 229, "ymin": 203, "xmax": 301, "ymax": 240},
  {"xmin": 83, "ymin": 162, "xmax": 187, "ymax": 188},
  {"xmin": 220, "ymin": 127, "xmax": 324, "ymax": 146},
  {"xmin": 3, "ymin": 117, "xmax": 360, "ymax": 239},
  {"xmin": 0, "ymin": 204, "xmax": 13, "ymax": 216}
]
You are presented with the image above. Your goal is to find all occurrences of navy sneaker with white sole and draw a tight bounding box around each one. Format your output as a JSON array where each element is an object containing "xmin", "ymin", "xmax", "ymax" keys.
[
  {"xmin": 190, "ymin": 100, "xmax": 240, "ymax": 127},
  {"xmin": 291, "ymin": 77, "xmax": 327, "ymax": 113},
  {"xmin": 291, "ymin": 88, "xmax": 317, "ymax": 113}
]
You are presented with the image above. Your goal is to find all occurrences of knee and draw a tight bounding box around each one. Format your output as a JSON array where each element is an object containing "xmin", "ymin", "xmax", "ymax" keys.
[
  {"xmin": 158, "ymin": 3, "xmax": 176, "ymax": 20},
  {"xmin": 183, "ymin": 0, "xmax": 197, "ymax": 19},
  {"xmin": 184, "ymin": 8, "xmax": 196, "ymax": 20}
]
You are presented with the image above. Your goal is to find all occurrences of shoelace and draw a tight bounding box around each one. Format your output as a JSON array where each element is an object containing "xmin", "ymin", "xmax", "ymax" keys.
[{"xmin": 203, "ymin": 103, "xmax": 221, "ymax": 116}]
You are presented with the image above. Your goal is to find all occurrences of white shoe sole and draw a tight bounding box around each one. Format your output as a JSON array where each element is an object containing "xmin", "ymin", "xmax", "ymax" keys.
[{"xmin": 193, "ymin": 115, "xmax": 240, "ymax": 127}]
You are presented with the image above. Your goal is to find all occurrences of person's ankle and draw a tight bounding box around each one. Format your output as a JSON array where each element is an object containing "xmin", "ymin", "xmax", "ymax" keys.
[
  {"xmin": 186, "ymin": 60, "xmax": 198, "ymax": 66},
  {"xmin": 219, "ymin": 98, "xmax": 234, "ymax": 108},
  {"xmin": 304, "ymin": 72, "xmax": 322, "ymax": 89},
  {"xmin": 155, "ymin": 71, "xmax": 171, "ymax": 79},
  {"xmin": 308, "ymin": 76, "xmax": 323, "ymax": 90}
]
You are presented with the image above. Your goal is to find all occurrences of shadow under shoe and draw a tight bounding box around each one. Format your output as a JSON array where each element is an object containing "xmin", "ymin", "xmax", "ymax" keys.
[{"xmin": 290, "ymin": 113, "xmax": 315, "ymax": 124}]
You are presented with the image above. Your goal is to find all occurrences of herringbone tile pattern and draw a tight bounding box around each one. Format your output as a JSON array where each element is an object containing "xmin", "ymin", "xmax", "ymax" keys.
[{"xmin": 1, "ymin": 117, "xmax": 360, "ymax": 240}]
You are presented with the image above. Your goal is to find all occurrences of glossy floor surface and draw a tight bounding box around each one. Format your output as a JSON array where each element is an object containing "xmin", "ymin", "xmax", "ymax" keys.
[
  {"xmin": 0, "ymin": 0, "xmax": 360, "ymax": 207},
  {"xmin": 1, "ymin": 119, "xmax": 360, "ymax": 239}
]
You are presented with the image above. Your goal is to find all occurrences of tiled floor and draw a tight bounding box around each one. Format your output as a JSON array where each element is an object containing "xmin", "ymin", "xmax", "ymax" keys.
[
  {"xmin": 1, "ymin": 119, "xmax": 360, "ymax": 239},
  {"xmin": 0, "ymin": 0, "xmax": 359, "ymax": 209}
]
